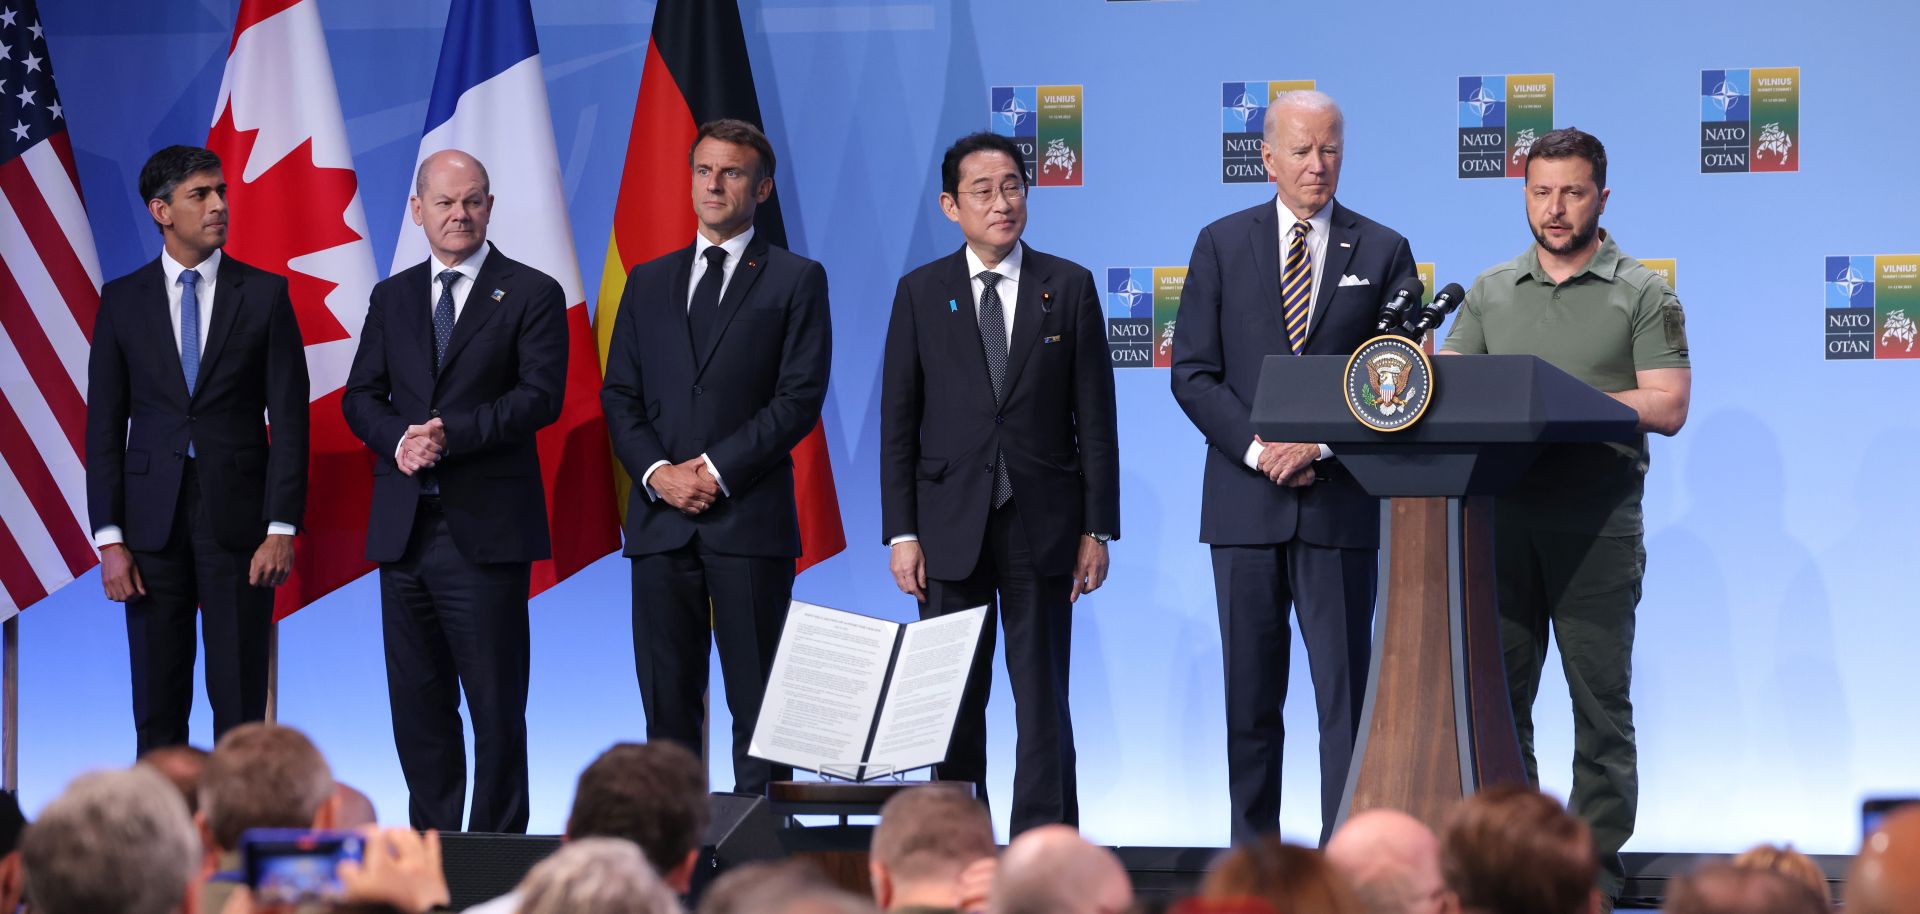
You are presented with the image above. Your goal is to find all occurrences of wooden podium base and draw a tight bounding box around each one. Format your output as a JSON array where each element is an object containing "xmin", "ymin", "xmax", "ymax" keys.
[{"xmin": 1340, "ymin": 496, "xmax": 1528, "ymax": 833}]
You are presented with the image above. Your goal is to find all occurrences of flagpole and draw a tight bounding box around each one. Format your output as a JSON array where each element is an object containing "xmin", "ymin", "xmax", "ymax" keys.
[
  {"xmin": 4, "ymin": 616, "xmax": 17, "ymax": 792},
  {"xmin": 265, "ymin": 622, "xmax": 278, "ymax": 723}
]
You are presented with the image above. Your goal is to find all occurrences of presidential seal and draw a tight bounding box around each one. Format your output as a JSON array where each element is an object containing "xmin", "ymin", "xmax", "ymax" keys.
[{"xmin": 1344, "ymin": 335, "xmax": 1434, "ymax": 432}]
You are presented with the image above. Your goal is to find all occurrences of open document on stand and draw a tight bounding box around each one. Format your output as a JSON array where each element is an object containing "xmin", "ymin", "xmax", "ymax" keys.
[{"xmin": 748, "ymin": 601, "xmax": 988, "ymax": 779}]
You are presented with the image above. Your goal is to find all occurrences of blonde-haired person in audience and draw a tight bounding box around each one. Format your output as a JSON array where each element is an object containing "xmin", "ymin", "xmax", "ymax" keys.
[{"xmin": 1731, "ymin": 844, "xmax": 1828, "ymax": 906}]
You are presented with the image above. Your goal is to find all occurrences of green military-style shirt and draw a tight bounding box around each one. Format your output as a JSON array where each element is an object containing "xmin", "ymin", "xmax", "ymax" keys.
[{"xmin": 1443, "ymin": 232, "xmax": 1690, "ymax": 535}]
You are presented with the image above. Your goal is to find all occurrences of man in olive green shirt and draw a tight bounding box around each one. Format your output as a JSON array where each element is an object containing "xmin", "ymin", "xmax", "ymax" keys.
[{"xmin": 1441, "ymin": 128, "xmax": 1690, "ymax": 905}]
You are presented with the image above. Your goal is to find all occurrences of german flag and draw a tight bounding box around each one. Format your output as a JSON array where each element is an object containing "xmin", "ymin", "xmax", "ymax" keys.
[{"xmin": 595, "ymin": 0, "xmax": 845, "ymax": 574}]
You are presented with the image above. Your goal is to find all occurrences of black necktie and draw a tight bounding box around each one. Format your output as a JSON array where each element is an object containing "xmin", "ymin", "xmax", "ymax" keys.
[
  {"xmin": 433, "ymin": 269, "xmax": 459, "ymax": 374},
  {"xmin": 689, "ymin": 246, "xmax": 728, "ymax": 351},
  {"xmin": 977, "ymin": 271, "xmax": 1012, "ymax": 509}
]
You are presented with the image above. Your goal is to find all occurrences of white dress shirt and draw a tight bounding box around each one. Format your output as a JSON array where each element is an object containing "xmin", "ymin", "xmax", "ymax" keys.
[
  {"xmin": 638, "ymin": 229, "xmax": 758, "ymax": 502},
  {"xmin": 1243, "ymin": 199, "xmax": 1335, "ymax": 472},
  {"xmin": 95, "ymin": 248, "xmax": 294, "ymax": 548}
]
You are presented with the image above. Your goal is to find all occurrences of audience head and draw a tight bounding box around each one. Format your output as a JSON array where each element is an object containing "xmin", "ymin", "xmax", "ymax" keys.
[
  {"xmin": 199, "ymin": 723, "xmax": 337, "ymax": 854},
  {"xmin": 21, "ymin": 767, "xmax": 200, "ymax": 914},
  {"xmin": 869, "ymin": 785, "xmax": 996, "ymax": 911},
  {"xmin": 1438, "ymin": 785, "xmax": 1596, "ymax": 914},
  {"xmin": 1326, "ymin": 809, "xmax": 1445, "ymax": 914},
  {"xmin": 514, "ymin": 837, "xmax": 682, "ymax": 914},
  {"xmin": 332, "ymin": 781, "xmax": 379, "ymax": 829},
  {"xmin": 1730, "ymin": 843, "xmax": 1828, "ymax": 906},
  {"xmin": 0, "ymin": 791, "xmax": 27, "ymax": 914},
  {"xmin": 1199, "ymin": 835, "xmax": 1362, "ymax": 914},
  {"xmin": 139, "ymin": 745, "xmax": 211, "ymax": 815},
  {"xmin": 1847, "ymin": 805, "xmax": 1920, "ymax": 914},
  {"xmin": 1664, "ymin": 861, "xmax": 1826, "ymax": 914},
  {"xmin": 567, "ymin": 741, "xmax": 711, "ymax": 893},
  {"xmin": 699, "ymin": 860, "xmax": 873, "ymax": 914},
  {"xmin": 990, "ymin": 825, "xmax": 1132, "ymax": 914}
]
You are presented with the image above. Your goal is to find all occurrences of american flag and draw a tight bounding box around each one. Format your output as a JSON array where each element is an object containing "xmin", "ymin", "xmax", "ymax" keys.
[{"xmin": 0, "ymin": 0, "xmax": 101, "ymax": 620}]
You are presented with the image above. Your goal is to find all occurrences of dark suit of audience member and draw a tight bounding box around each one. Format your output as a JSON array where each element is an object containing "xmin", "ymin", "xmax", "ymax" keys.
[
  {"xmin": 881, "ymin": 133, "xmax": 1119, "ymax": 834},
  {"xmin": 1171, "ymin": 93, "xmax": 1415, "ymax": 844},
  {"xmin": 342, "ymin": 150, "xmax": 566, "ymax": 833},
  {"xmin": 86, "ymin": 146, "xmax": 307, "ymax": 756},
  {"xmin": 601, "ymin": 120, "xmax": 830, "ymax": 794}
]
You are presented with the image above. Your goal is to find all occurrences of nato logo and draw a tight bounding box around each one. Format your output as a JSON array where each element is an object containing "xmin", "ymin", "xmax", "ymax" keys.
[
  {"xmin": 1701, "ymin": 69, "xmax": 1751, "ymax": 172},
  {"xmin": 1457, "ymin": 76, "xmax": 1506, "ymax": 177},
  {"xmin": 1825, "ymin": 255, "xmax": 1876, "ymax": 360},
  {"xmin": 1107, "ymin": 268, "xmax": 1156, "ymax": 367},
  {"xmin": 992, "ymin": 86, "xmax": 1038, "ymax": 139},
  {"xmin": 1221, "ymin": 83, "xmax": 1271, "ymax": 183}
]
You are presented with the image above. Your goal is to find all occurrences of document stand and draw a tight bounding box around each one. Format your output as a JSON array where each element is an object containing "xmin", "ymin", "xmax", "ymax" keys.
[{"xmin": 1252, "ymin": 353, "xmax": 1639, "ymax": 831}]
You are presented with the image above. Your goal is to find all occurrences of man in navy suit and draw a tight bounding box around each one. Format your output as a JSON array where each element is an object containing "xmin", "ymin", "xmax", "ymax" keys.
[
  {"xmin": 87, "ymin": 145, "xmax": 309, "ymax": 756},
  {"xmin": 880, "ymin": 132, "xmax": 1120, "ymax": 833},
  {"xmin": 343, "ymin": 149, "xmax": 567, "ymax": 833},
  {"xmin": 601, "ymin": 119, "xmax": 830, "ymax": 794},
  {"xmin": 1171, "ymin": 91, "xmax": 1416, "ymax": 845}
]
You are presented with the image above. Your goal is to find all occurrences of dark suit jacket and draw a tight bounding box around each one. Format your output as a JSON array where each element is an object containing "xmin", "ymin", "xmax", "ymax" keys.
[
  {"xmin": 342, "ymin": 244, "xmax": 567, "ymax": 564},
  {"xmin": 1171, "ymin": 199, "xmax": 1416, "ymax": 549},
  {"xmin": 880, "ymin": 243, "xmax": 1120, "ymax": 581},
  {"xmin": 85, "ymin": 253, "xmax": 309, "ymax": 553},
  {"xmin": 600, "ymin": 233, "xmax": 831, "ymax": 558}
]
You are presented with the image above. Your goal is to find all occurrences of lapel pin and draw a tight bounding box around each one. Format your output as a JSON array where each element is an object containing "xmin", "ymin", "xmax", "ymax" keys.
[
  {"xmin": 948, "ymin": 299, "xmax": 959, "ymax": 312},
  {"xmin": 746, "ymin": 260, "xmax": 757, "ymax": 268},
  {"xmin": 1044, "ymin": 334, "xmax": 1062, "ymax": 344},
  {"xmin": 1339, "ymin": 242, "xmax": 1352, "ymax": 248},
  {"xmin": 1040, "ymin": 290, "xmax": 1054, "ymax": 314},
  {"xmin": 491, "ymin": 289, "xmax": 505, "ymax": 301}
]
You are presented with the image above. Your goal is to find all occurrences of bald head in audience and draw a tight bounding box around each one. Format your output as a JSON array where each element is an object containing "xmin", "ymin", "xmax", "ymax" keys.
[
  {"xmin": 333, "ymin": 781, "xmax": 378, "ymax": 829},
  {"xmin": 1327, "ymin": 809, "xmax": 1446, "ymax": 914},
  {"xmin": 989, "ymin": 826, "xmax": 1131, "ymax": 914},
  {"xmin": 1847, "ymin": 805, "xmax": 1920, "ymax": 914},
  {"xmin": 1664, "ymin": 862, "xmax": 1826, "ymax": 914}
]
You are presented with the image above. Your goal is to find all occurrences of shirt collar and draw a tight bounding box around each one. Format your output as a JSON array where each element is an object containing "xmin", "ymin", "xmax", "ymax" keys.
[
  {"xmin": 160, "ymin": 247, "xmax": 221, "ymax": 288},
  {"xmin": 1275, "ymin": 197, "xmax": 1334, "ymax": 238},
  {"xmin": 432, "ymin": 241, "xmax": 491, "ymax": 284},
  {"xmin": 964, "ymin": 241, "xmax": 1022, "ymax": 285},
  {"xmin": 695, "ymin": 225, "xmax": 756, "ymax": 264},
  {"xmin": 1516, "ymin": 230, "xmax": 1623, "ymax": 285}
]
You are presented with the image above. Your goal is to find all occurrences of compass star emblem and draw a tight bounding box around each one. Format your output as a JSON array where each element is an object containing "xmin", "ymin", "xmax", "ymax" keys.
[
  {"xmin": 1835, "ymin": 265, "xmax": 1866, "ymax": 301},
  {"xmin": 1708, "ymin": 80, "xmax": 1742, "ymax": 114},
  {"xmin": 1229, "ymin": 92, "xmax": 1262, "ymax": 129},
  {"xmin": 998, "ymin": 95, "xmax": 1029, "ymax": 131},
  {"xmin": 1115, "ymin": 276, "xmax": 1147, "ymax": 315},
  {"xmin": 1467, "ymin": 85, "xmax": 1498, "ymax": 119}
]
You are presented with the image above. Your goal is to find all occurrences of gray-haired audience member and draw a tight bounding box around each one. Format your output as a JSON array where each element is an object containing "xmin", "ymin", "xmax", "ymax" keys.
[
  {"xmin": 1847, "ymin": 804, "xmax": 1920, "ymax": 914},
  {"xmin": 21, "ymin": 767, "xmax": 200, "ymax": 914},
  {"xmin": 515, "ymin": 837, "xmax": 683, "ymax": 914},
  {"xmin": 1663, "ymin": 861, "xmax": 1827, "ymax": 914},
  {"xmin": 870, "ymin": 785, "xmax": 997, "ymax": 913},
  {"xmin": 988, "ymin": 825, "xmax": 1132, "ymax": 914},
  {"xmin": 1326, "ymin": 808, "xmax": 1446, "ymax": 914},
  {"xmin": 699, "ymin": 860, "xmax": 876, "ymax": 914}
]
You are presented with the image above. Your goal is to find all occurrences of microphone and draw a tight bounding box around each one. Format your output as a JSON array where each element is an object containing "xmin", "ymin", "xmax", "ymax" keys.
[
  {"xmin": 1407, "ymin": 282, "xmax": 1466, "ymax": 336},
  {"xmin": 1374, "ymin": 277, "xmax": 1424, "ymax": 332}
]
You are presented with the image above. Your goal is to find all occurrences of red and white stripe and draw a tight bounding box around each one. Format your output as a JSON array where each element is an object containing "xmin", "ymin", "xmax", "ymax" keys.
[{"xmin": 0, "ymin": 132, "xmax": 103, "ymax": 619}]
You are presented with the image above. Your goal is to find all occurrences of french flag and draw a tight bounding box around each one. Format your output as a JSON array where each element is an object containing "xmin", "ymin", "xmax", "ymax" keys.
[{"xmin": 394, "ymin": 0, "xmax": 620, "ymax": 594}]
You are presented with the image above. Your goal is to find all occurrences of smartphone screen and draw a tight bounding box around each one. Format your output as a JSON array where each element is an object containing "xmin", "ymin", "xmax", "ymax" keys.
[{"xmin": 239, "ymin": 829, "xmax": 365, "ymax": 904}]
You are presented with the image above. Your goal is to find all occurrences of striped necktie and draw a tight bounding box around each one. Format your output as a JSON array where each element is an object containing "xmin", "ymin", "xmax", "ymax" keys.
[{"xmin": 1282, "ymin": 220, "xmax": 1312, "ymax": 354}]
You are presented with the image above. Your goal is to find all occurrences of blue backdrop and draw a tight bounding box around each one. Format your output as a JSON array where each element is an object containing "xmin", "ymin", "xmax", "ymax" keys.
[{"xmin": 24, "ymin": 0, "xmax": 1919, "ymax": 854}]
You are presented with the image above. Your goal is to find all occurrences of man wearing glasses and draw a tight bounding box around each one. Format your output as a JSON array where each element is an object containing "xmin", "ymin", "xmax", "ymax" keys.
[{"xmin": 880, "ymin": 132, "xmax": 1120, "ymax": 834}]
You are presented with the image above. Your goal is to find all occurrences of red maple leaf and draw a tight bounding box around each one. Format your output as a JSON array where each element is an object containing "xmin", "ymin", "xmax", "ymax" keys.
[{"xmin": 207, "ymin": 103, "xmax": 359, "ymax": 348}]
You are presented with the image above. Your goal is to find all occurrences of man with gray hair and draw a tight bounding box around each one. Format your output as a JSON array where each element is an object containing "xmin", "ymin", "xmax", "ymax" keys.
[
  {"xmin": 514, "ymin": 837, "xmax": 683, "ymax": 914},
  {"xmin": 869, "ymin": 785, "xmax": 997, "ymax": 913},
  {"xmin": 1172, "ymin": 89, "xmax": 1416, "ymax": 845},
  {"xmin": 21, "ymin": 766, "xmax": 201, "ymax": 914},
  {"xmin": 1326, "ymin": 808, "xmax": 1447, "ymax": 914},
  {"xmin": 987, "ymin": 825, "xmax": 1131, "ymax": 914}
]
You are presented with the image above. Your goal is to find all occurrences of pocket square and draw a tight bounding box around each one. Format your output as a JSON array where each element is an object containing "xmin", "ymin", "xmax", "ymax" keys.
[{"xmin": 1338, "ymin": 274, "xmax": 1370, "ymax": 287}]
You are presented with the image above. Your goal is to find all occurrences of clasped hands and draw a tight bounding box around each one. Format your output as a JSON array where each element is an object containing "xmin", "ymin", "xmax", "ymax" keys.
[
  {"xmin": 654, "ymin": 458, "xmax": 720, "ymax": 516},
  {"xmin": 1256, "ymin": 437, "xmax": 1319, "ymax": 487},
  {"xmin": 397, "ymin": 418, "xmax": 446, "ymax": 476}
]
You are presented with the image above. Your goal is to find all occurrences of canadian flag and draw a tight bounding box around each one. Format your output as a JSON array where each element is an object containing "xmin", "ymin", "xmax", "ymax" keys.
[{"xmin": 206, "ymin": 0, "xmax": 380, "ymax": 619}]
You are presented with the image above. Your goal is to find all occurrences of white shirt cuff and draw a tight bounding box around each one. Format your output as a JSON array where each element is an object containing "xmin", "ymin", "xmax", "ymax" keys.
[
  {"xmin": 94, "ymin": 526, "xmax": 125, "ymax": 549},
  {"xmin": 701, "ymin": 454, "xmax": 730, "ymax": 497},
  {"xmin": 639, "ymin": 460, "xmax": 670, "ymax": 501},
  {"xmin": 393, "ymin": 434, "xmax": 407, "ymax": 462},
  {"xmin": 888, "ymin": 534, "xmax": 919, "ymax": 546},
  {"xmin": 267, "ymin": 522, "xmax": 296, "ymax": 537},
  {"xmin": 1317, "ymin": 444, "xmax": 1333, "ymax": 461},
  {"xmin": 1242, "ymin": 439, "xmax": 1264, "ymax": 470}
]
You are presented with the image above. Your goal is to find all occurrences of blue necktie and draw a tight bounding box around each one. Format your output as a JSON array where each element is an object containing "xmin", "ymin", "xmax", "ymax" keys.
[
  {"xmin": 433, "ymin": 269, "xmax": 459, "ymax": 373},
  {"xmin": 179, "ymin": 269, "xmax": 200, "ymax": 457}
]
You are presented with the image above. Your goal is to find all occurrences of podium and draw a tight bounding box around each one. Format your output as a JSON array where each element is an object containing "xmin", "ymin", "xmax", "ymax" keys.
[{"xmin": 1251, "ymin": 353, "xmax": 1638, "ymax": 830}]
